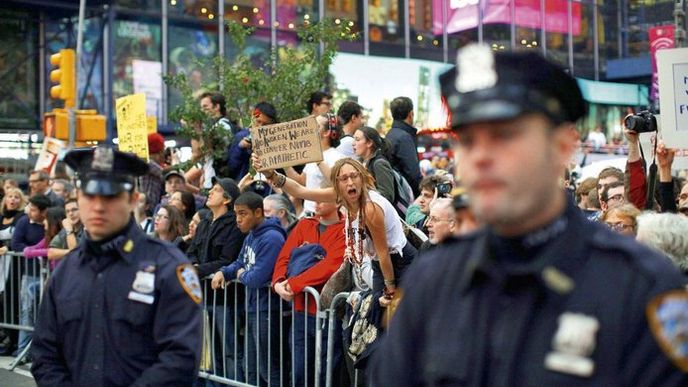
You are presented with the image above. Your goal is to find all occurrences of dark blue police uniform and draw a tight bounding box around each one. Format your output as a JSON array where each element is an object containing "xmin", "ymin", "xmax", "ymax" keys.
[
  {"xmin": 374, "ymin": 201, "xmax": 688, "ymax": 386},
  {"xmin": 371, "ymin": 45, "xmax": 688, "ymax": 386},
  {"xmin": 31, "ymin": 147, "xmax": 203, "ymax": 386}
]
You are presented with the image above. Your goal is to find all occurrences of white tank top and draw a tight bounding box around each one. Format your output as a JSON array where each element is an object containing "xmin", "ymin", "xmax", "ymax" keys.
[{"xmin": 350, "ymin": 190, "xmax": 406, "ymax": 258}]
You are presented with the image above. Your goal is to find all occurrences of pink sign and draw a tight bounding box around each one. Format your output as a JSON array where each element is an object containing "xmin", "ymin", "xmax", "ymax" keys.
[
  {"xmin": 649, "ymin": 25, "xmax": 675, "ymax": 102},
  {"xmin": 433, "ymin": 0, "xmax": 581, "ymax": 36}
]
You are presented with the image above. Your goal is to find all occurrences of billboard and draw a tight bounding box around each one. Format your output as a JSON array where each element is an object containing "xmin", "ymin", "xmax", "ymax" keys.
[{"xmin": 433, "ymin": 0, "xmax": 581, "ymax": 36}]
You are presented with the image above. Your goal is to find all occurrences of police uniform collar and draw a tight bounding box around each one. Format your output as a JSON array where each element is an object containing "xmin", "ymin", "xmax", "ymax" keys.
[
  {"xmin": 81, "ymin": 218, "xmax": 144, "ymax": 265},
  {"xmin": 459, "ymin": 198, "xmax": 591, "ymax": 298}
]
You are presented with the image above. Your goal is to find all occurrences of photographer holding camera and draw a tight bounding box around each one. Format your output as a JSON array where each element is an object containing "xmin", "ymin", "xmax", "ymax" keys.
[{"xmin": 405, "ymin": 173, "xmax": 454, "ymax": 234}]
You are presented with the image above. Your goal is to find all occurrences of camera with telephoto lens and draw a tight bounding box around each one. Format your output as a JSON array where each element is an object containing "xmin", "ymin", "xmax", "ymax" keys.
[{"xmin": 624, "ymin": 111, "xmax": 657, "ymax": 133}]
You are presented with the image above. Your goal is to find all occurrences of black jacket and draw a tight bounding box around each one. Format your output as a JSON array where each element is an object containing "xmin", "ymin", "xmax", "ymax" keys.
[
  {"xmin": 188, "ymin": 210, "xmax": 245, "ymax": 279},
  {"xmin": 386, "ymin": 120, "xmax": 422, "ymax": 196}
]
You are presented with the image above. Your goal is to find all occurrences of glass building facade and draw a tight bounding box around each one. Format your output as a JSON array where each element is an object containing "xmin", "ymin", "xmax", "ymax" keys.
[{"xmin": 0, "ymin": 0, "xmax": 682, "ymax": 135}]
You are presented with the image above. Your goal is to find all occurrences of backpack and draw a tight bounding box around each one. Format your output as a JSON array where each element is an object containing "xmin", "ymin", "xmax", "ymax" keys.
[{"xmin": 369, "ymin": 157, "xmax": 415, "ymax": 218}]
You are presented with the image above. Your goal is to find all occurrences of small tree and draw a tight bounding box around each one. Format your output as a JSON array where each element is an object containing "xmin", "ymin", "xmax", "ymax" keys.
[{"xmin": 164, "ymin": 18, "xmax": 357, "ymax": 167}]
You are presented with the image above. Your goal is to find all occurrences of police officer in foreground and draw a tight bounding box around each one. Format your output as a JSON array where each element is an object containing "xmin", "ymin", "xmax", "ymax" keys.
[
  {"xmin": 372, "ymin": 45, "xmax": 688, "ymax": 386},
  {"xmin": 31, "ymin": 147, "xmax": 203, "ymax": 386}
]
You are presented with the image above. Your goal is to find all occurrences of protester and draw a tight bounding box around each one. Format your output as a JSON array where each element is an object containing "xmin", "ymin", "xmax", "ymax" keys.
[
  {"xmin": 188, "ymin": 177, "xmax": 244, "ymax": 278},
  {"xmin": 336, "ymin": 101, "xmax": 364, "ymax": 157},
  {"xmin": 211, "ymin": 192, "xmax": 286, "ymax": 387},
  {"xmin": 28, "ymin": 170, "xmax": 63, "ymax": 207},
  {"xmin": 272, "ymin": 200, "xmax": 346, "ymax": 387},
  {"xmin": 307, "ymin": 90, "xmax": 333, "ymax": 116},
  {"xmin": 600, "ymin": 203, "xmax": 641, "ymax": 236},
  {"xmin": 353, "ymin": 126, "xmax": 396, "ymax": 205},
  {"xmin": 636, "ymin": 212, "xmax": 688, "ymax": 275},
  {"xmin": 424, "ymin": 198, "xmax": 456, "ymax": 246},
  {"xmin": 373, "ymin": 44, "xmax": 688, "ymax": 386},
  {"xmin": 47, "ymin": 198, "xmax": 83, "ymax": 263},
  {"xmin": 386, "ymin": 96, "xmax": 422, "ymax": 196},
  {"xmin": 405, "ymin": 173, "xmax": 453, "ymax": 233},
  {"xmin": 50, "ymin": 179, "xmax": 73, "ymax": 202},
  {"xmin": 134, "ymin": 192, "xmax": 154, "ymax": 234},
  {"xmin": 599, "ymin": 180, "xmax": 626, "ymax": 213},
  {"xmin": 263, "ymin": 194, "xmax": 298, "ymax": 232},
  {"xmin": 258, "ymin": 157, "xmax": 416, "ymax": 305},
  {"xmin": 140, "ymin": 133, "xmax": 166, "ymax": 212},
  {"xmin": 152, "ymin": 205, "xmax": 187, "ymax": 248},
  {"xmin": 596, "ymin": 166, "xmax": 624, "ymax": 205},
  {"xmin": 169, "ymin": 190, "xmax": 196, "ymax": 224},
  {"xmin": 0, "ymin": 187, "xmax": 27, "ymax": 249}
]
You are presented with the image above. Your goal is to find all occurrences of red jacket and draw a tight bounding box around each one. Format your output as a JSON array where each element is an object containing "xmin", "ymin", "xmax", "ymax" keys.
[
  {"xmin": 272, "ymin": 217, "xmax": 345, "ymax": 314},
  {"xmin": 626, "ymin": 159, "xmax": 646, "ymax": 210}
]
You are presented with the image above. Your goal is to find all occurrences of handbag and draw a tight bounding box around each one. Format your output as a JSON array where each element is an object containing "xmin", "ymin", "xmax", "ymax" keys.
[{"xmin": 320, "ymin": 260, "xmax": 352, "ymax": 311}]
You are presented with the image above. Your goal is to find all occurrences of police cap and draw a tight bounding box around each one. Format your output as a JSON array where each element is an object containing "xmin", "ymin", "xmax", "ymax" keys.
[
  {"xmin": 440, "ymin": 44, "xmax": 587, "ymax": 130},
  {"xmin": 64, "ymin": 147, "xmax": 149, "ymax": 196}
]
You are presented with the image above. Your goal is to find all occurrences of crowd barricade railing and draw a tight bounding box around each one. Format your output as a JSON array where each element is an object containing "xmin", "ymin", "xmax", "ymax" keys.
[
  {"xmin": 0, "ymin": 251, "xmax": 52, "ymax": 369},
  {"xmin": 196, "ymin": 275, "xmax": 331, "ymax": 387}
]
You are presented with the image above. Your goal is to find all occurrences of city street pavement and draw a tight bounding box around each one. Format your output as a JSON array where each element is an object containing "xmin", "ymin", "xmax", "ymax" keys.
[{"xmin": 0, "ymin": 356, "xmax": 36, "ymax": 387}]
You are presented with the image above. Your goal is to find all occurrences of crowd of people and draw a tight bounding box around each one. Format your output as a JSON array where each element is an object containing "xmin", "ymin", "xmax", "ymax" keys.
[{"xmin": 0, "ymin": 66, "xmax": 687, "ymax": 386}]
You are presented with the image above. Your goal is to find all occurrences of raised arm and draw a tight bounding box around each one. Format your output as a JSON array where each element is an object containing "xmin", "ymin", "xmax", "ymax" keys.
[{"xmin": 253, "ymin": 154, "xmax": 337, "ymax": 203}]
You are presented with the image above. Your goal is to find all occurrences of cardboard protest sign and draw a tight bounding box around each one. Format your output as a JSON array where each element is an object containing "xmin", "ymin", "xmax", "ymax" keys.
[
  {"xmin": 116, "ymin": 93, "xmax": 149, "ymax": 161},
  {"xmin": 250, "ymin": 117, "xmax": 323, "ymax": 170},
  {"xmin": 35, "ymin": 137, "xmax": 65, "ymax": 176}
]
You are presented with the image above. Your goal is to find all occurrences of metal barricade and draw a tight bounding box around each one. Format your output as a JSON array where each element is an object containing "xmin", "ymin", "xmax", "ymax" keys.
[
  {"xmin": 0, "ymin": 251, "xmax": 52, "ymax": 369},
  {"xmin": 196, "ymin": 277, "xmax": 334, "ymax": 387}
]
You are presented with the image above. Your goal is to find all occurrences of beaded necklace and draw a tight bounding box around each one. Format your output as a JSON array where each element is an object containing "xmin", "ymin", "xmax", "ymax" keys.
[{"xmin": 343, "ymin": 207, "xmax": 366, "ymax": 267}]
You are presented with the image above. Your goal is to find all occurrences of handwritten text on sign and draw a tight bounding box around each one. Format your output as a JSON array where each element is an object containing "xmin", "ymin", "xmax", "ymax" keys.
[
  {"xmin": 116, "ymin": 93, "xmax": 149, "ymax": 161},
  {"xmin": 674, "ymin": 64, "xmax": 688, "ymax": 130},
  {"xmin": 250, "ymin": 117, "xmax": 323, "ymax": 170}
]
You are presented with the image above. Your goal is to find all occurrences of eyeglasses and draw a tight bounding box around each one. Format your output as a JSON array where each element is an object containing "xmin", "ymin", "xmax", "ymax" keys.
[
  {"xmin": 154, "ymin": 214, "xmax": 169, "ymax": 220},
  {"xmin": 427, "ymin": 216, "xmax": 454, "ymax": 224},
  {"xmin": 605, "ymin": 222, "xmax": 634, "ymax": 232},
  {"xmin": 336, "ymin": 171, "xmax": 361, "ymax": 183}
]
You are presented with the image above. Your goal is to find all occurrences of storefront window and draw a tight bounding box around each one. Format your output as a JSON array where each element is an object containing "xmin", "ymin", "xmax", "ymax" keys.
[
  {"xmin": 0, "ymin": 9, "xmax": 38, "ymax": 129},
  {"xmin": 115, "ymin": 0, "xmax": 161, "ymax": 11},
  {"xmin": 168, "ymin": 23, "xmax": 218, "ymax": 113},
  {"xmin": 572, "ymin": 0, "xmax": 595, "ymax": 79},
  {"xmin": 112, "ymin": 20, "xmax": 161, "ymax": 106},
  {"xmin": 326, "ymin": 0, "xmax": 364, "ymax": 54},
  {"xmin": 599, "ymin": 0, "xmax": 619, "ymax": 71},
  {"xmin": 409, "ymin": 0, "xmax": 442, "ymax": 61},
  {"xmin": 169, "ymin": 0, "xmax": 218, "ymax": 21},
  {"xmin": 369, "ymin": 0, "xmax": 404, "ymax": 57}
]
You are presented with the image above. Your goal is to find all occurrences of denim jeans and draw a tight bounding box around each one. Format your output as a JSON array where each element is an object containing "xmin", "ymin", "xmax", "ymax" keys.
[
  {"xmin": 209, "ymin": 305, "xmax": 245, "ymax": 382},
  {"xmin": 246, "ymin": 311, "xmax": 282, "ymax": 387},
  {"xmin": 17, "ymin": 275, "xmax": 40, "ymax": 353},
  {"xmin": 292, "ymin": 313, "xmax": 342, "ymax": 387}
]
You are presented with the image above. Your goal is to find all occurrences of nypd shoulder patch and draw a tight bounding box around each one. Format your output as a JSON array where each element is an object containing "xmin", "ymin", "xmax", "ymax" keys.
[
  {"xmin": 176, "ymin": 264, "xmax": 202, "ymax": 305},
  {"xmin": 646, "ymin": 289, "xmax": 688, "ymax": 371}
]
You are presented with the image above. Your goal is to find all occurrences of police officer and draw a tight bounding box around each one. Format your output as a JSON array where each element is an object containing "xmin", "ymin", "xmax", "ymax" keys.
[
  {"xmin": 31, "ymin": 147, "xmax": 203, "ymax": 386},
  {"xmin": 372, "ymin": 45, "xmax": 688, "ymax": 386}
]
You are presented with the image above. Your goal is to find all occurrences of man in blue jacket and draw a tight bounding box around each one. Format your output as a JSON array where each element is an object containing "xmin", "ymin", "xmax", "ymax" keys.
[{"xmin": 211, "ymin": 191, "xmax": 286, "ymax": 387}]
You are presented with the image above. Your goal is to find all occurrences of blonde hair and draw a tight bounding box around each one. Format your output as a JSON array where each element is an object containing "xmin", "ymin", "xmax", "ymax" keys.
[{"xmin": 2, "ymin": 187, "xmax": 27, "ymax": 215}]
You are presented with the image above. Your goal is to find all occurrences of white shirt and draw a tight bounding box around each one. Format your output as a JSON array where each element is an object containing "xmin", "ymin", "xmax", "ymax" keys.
[
  {"xmin": 349, "ymin": 190, "xmax": 407, "ymax": 258},
  {"xmin": 302, "ymin": 147, "xmax": 345, "ymax": 213}
]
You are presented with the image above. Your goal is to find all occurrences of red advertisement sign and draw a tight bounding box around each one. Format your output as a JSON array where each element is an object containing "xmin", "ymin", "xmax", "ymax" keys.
[
  {"xmin": 433, "ymin": 0, "xmax": 581, "ymax": 36},
  {"xmin": 649, "ymin": 25, "xmax": 675, "ymax": 102}
]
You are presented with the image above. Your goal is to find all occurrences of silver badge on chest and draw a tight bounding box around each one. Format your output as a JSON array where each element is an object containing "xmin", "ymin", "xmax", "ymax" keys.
[
  {"xmin": 544, "ymin": 312, "xmax": 599, "ymax": 377},
  {"xmin": 132, "ymin": 271, "xmax": 155, "ymax": 294}
]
